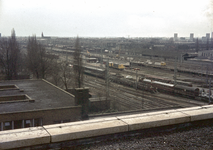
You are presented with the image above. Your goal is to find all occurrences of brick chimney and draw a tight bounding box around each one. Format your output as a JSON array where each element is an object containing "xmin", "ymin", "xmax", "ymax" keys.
[{"xmin": 74, "ymin": 87, "xmax": 89, "ymax": 120}]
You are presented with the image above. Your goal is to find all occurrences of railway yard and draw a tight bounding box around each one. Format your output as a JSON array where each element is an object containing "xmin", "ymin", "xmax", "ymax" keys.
[
  {"xmin": 2, "ymin": 38, "xmax": 213, "ymax": 149},
  {"xmin": 52, "ymin": 49, "xmax": 211, "ymax": 114},
  {"xmin": 85, "ymin": 67, "xmax": 208, "ymax": 113}
]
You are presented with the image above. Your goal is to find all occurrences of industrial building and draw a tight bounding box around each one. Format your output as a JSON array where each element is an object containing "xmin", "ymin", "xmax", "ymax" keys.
[{"xmin": 0, "ymin": 79, "xmax": 82, "ymax": 131}]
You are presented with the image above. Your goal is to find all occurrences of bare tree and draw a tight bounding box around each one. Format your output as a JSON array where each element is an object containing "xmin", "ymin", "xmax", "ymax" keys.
[
  {"xmin": 26, "ymin": 36, "xmax": 40, "ymax": 78},
  {"xmin": 50, "ymin": 60, "xmax": 61, "ymax": 86},
  {"xmin": 60, "ymin": 61, "xmax": 73, "ymax": 90},
  {"xmin": 0, "ymin": 38, "xmax": 11, "ymax": 79},
  {"xmin": 0, "ymin": 29, "xmax": 20, "ymax": 80},
  {"xmin": 9, "ymin": 29, "xmax": 20, "ymax": 79},
  {"xmin": 73, "ymin": 36, "xmax": 84, "ymax": 88},
  {"xmin": 38, "ymin": 44, "xmax": 54, "ymax": 79},
  {"xmin": 26, "ymin": 35, "xmax": 54, "ymax": 79}
]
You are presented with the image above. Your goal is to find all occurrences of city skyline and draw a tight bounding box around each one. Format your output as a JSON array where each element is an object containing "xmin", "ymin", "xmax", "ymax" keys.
[{"xmin": 0, "ymin": 0, "xmax": 212, "ymax": 37}]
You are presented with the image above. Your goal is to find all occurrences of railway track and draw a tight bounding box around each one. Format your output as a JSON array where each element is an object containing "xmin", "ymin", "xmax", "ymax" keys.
[
  {"xmin": 86, "ymin": 76, "xmax": 204, "ymax": 106},
  {"xmin": 84, "ymin": 81, "xmax": 144, "ymax": 110},
  {"xmin": 84, "ymin": 75, "xmax": 207, "ymax": 111},
  {"xmin": 116, "ymin": 83, "xmax": 206, "ymax": 107},
  {"xmin": 54, "ymin": 51, "xmax": 208, "ymax": 110}
]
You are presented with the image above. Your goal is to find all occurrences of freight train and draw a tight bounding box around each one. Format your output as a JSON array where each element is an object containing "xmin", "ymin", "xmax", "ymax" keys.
[
  {"xmin": 110, "ymin": 76, "xmax": 199, "ymax": 98},
  {"xmin": 110, "ymin": 76, "xmax": 152, "ymax": 92},
  {"xmin": 82, "ymin": 66, "xmax": 200, "ymax": 99}
]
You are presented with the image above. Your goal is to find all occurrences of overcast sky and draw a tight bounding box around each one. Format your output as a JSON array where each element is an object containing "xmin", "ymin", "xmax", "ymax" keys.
[{"xmin": 0, "ymin": 0, "xmax": 212, "ymax": 37}]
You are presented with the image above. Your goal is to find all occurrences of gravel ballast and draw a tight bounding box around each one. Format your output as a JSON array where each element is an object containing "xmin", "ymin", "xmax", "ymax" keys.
[{"xmin": 74, "ymin": 120, "xmax": 213, "ymax": 150}]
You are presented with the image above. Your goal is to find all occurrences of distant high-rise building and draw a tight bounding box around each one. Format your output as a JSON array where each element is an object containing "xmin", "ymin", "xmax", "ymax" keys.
[
  {"xmin": 206, "ymin": 33, "xmax": 210, "ymax": 40},
  {"xmin": 174, "ymin": 33, "xmax": 178, "ymax": 41},
  {"xmin": 211, "ymin": 32, "xmax": 213, "ymax": 48},
  {"xmin": 190, "ymin": 33, "xmax": 194, "ymax": 41},
  {"xmin": 0, "ymin": 33, "xmax": 1, "ymax": 38}
]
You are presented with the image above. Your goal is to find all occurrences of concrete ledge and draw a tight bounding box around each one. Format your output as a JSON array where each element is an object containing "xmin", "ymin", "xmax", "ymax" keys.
[
  {"xmin": 121, "ymin": 111, "xmax": 190, "ymax": 131},
  {"xmin": 180, "ymin": 107, "xmax": 213, "ymax": 121},
  {"xmin": 117, "ymin": 113, "xmax": 148, "ymax": 119},
  {"xmin": 202, "ymin": 105, "xmax": 213, "ymax": 109},
  {"xmin": 176, "ymin": 106, "xmax": 202, "ymax": 111},
  {"xmin": 43, "ymin": 117, "xmax": 119, "ymax": 129},
  {"xmin": 1, "ymin": 105, "xmax": 213, "ymax": 149},
  {"xmin": 44, "ymin": 119, "xmax": 128, "ymax": 143},
  {"xmin": 145, "ymin": 109, "xmax": 178, "ymax": 116},
  {"xmin": 0, "ymin": 127, "xmax": 50, "ymax": 149},
  {"xmin": 117, "ymin": 109, "xmax": 179, "ymax": 120}
]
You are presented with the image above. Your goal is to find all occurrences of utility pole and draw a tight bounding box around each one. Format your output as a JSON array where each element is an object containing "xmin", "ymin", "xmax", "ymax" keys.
[
  {"xmin": 100, "ymin": 49, "xmax": 103, "ymax": 68},
  {"xmin": 135, "ymin": 70, "xmax": 138, "ymax": 90},
  {"xmin": 174, "ymin": 56, "xmax": 177, "ymax": 86},
  {"xmin": 206, "ymin": 65, "xmax": 209, "ymax": 86},
  {"xmin": 141, "ymin": 83, "xmax": 144, "ymax": 109},
  {"xmin": 106, "ymin": 58, "xmax": 109, "ymax": 100},
  {"xmin": 66, "ymin": 51, "xmax": 68, "ymax": 63},
  {"xmin": 180, "ymin": 53, "xmax": 183, "ymax": 63},
  {"xmin": 101, "ymin": 49, "xmax": 103, "ymax": 64},
  {"xmin": 209, "ymin": 77, "xmax": 212, "ymax": 104}
]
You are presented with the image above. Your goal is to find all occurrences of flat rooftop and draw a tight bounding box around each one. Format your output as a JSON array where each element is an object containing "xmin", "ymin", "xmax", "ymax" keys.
[{"xmin": 0, "ymin": 79, "xmax": 75, "ymax": 114}]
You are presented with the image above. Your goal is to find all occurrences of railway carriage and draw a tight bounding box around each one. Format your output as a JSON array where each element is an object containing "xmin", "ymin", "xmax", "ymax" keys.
[
  {"xmin": 142, "ymin": 79, "xmax": 174, "ymax": 93},
  {"xmin": 174, "ymin": 85, "xmax": 199, "ymax": 98},
  {"xmin": 140, "ymin": 78, "xmax": 199, "ymax": 98},
  {"xmin": 83, "ymin": 66, "xmax": 106, "ymax": 79}
]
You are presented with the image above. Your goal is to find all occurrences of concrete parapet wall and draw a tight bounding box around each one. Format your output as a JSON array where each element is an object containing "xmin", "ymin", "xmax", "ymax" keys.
[
  {"xmin": 0, "ymin": 127, "xmax": 50, "ymax": 149},
  {"xmin": 89, "ymin": 98, "xmax": 110, "ymax": 112},
  {"xmin": 45, "ymin": 118, "xmax": 127, "ymax": 143},
  {"xmin": 1, "ymin": 105, "xmax": 213, "ymax": 149}
]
